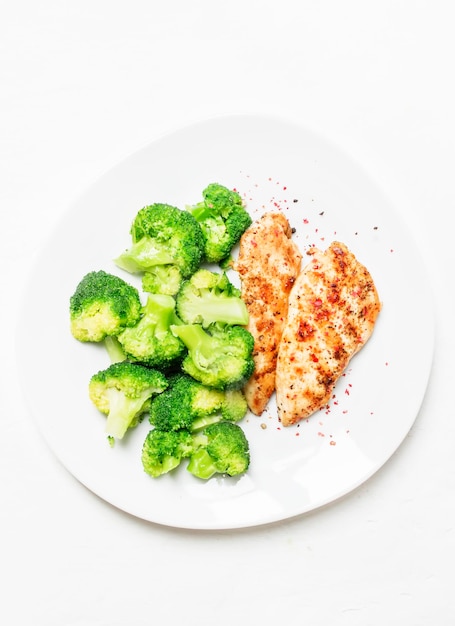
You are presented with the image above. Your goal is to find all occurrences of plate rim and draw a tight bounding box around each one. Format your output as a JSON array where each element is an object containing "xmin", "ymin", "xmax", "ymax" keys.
[{"xmin": 16, "ymin": 112, "xmax": 435, "ymax": 530}]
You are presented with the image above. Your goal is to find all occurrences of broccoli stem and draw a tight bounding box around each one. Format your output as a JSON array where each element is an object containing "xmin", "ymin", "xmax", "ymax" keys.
[
  {"xmin": 104, "ymin": 388, "xmax": 148, "ymax": 439},
  {"xmin": 187, "ymin": 448, "xmax": 218, "ymax": 479},
  {"xmin": 191, "ymin": 414, "xmax": 225, "ymax": 432},
  {"xmin": 104, "ymin": 336, "xmax": 127, "ymax": 363},
  {"xmin": 132, "ymin": 294, "xmax": 179, "ymax": 340},
  {"xmin": 189, "ymin": 293, "xmax": 248, "ymax": 327},
  {"xmin": 115, "ymin": 237, "xmax": 176, "ymax": 274},
  {"xmin": 157, "ymin": 455, "xmax": 183, "ymax": 475},
  {"xmin": 188, "ymin": 202, "xmax": 212, "ymax": 222},
  {"xmin": 145, "ymin": 294, "xmax": 178, "ymax": 338},
  {"xmin": 170, "ymin": 324, "xmax": 213, "ymax": 363}
]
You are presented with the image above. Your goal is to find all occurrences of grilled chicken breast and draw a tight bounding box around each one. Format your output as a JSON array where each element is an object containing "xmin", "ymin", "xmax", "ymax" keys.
[
  {"xmin": 276, "ymin": 241, "xmax": 381, "ymax": 426},
  {"xmin": 233, "ymin": 212, "xmax": 302, "ymax": 415}
]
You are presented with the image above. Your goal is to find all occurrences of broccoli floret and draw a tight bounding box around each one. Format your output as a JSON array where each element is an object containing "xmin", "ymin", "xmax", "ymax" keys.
[
  {"xmin": 141, "ymin": 421, "xmax": 250, "ymax": 480},
  {"xmin": 148, "ymin": 373, "xmax": 248, "ymax": 432},
  {"xmin": 70, "ymin": 270, "xmax": 142, "ymax": 342},
  {"xmin": 220, "ymin": 388, "xmax": 249, "ymax": 422},
  {"xmin": 141, "ymin": 428, "xmax": 194, "ymax": 477},
  {"xmin": 175, "ymin": 268, "xmax": 249, "ymax": 327},
  {"xmin": 142, "ymin": 264, "xmax": 182, "ymax": 296},
  {"xmin": 187, "ymin": 422, "xmax": 250, "ymax": 480},
  {"xmin": 170, "ymin": 322, "xmax": 255, "ymax": 389},
  {"xmin": 117, "ymin": 293, "xmax": 186, "ymax": 371},
  {"xmin": 114, "ymin": 203, "xmax": 204, "ymax": 293},
  {"xmin": 187, "ymin": 183, "xmax": 252, "ymax": 264},
  {"xmin": 89, "ymin": 361, "xmax": 168, "ymax": 440}
]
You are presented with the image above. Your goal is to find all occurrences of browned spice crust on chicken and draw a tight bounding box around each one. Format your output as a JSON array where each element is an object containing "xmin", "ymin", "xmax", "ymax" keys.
[
  {"xmin": 233, "ymin": 212, "xmax": 303, "ymax": 415},
  {"xmin": 275, "ymin": 241, "xmax": 381, "ymax": 426}
]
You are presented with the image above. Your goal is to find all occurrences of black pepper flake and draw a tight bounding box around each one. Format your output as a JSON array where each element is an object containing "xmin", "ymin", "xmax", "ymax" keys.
[
  {"xmin": 293, "ymin": 198, "xmax": 298, "ymax": 203},
  {"xmin": 319, "ymin": 211, "xmax": 324, "ymax": 216}
]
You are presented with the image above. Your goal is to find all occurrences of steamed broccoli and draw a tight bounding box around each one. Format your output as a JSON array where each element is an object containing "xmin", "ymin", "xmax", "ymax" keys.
[
  {"xmin": 170, "ymin": 322, "xmax": 255, "ymax": 389},
  {"xmin": 114, "ymin": 203, "xmax": 205, "ymax": 295},
  {"xmin": 141, "ymin": 264, "xmax": 182, "ymax": 296},
  {"xmin": 117, "ymin": 293, "xmax": 186, "ymax": 371},
  {"xmin": 220, "ymin": 388, "xmax": 250, "ymax": 422},
  {"xmin": 175, "ymin": 268, "xmax": 249, "ymax": 327},
  {"xmin": 70, "ymin": 270, "xmax": 142, "ymax": 342},
  {"xmin": 187, "ymin": 183, "xmax": 252, "ymax": 264},
  {"xmin": 148, "ymin": 373, "xmax": 248, "ymax": 432},
  {"xmin": 103, "ymin": 336, "xmax": 127, "ymax": 363},
  {"xmin": 187, "ymin": 422, "xmax": 250, "ymax": 480},
  {"xmin": 89, "ymin": 361, "xmax": 168, "ymax": 440},
  {"xmin": 141, "ymin": 428, "xmax": 194, "ymax": 477},
  {"xmin": 141, "ymin": 421, "xmax": 250, "ymax": 480}
]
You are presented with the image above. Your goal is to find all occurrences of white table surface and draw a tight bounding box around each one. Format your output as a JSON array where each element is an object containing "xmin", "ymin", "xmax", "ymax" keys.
[{"xmin": 2, "ymin": 2, "xmax": 453, "ymax": 624}]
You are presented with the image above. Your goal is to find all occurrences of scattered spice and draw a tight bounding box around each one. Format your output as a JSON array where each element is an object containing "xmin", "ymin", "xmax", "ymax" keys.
[{"xmin": 235, "ymin": 170, "xmax": 386, "ymax": 446}]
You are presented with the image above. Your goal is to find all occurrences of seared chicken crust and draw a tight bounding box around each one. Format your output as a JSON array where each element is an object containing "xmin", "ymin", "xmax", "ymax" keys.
[
  {"xmin": 233, "ymin": 212, "xmax": 302, "ymax": 415},
  {"xmin": 276, "ymin": 241, "xmax": 381, "ymax": 426}
]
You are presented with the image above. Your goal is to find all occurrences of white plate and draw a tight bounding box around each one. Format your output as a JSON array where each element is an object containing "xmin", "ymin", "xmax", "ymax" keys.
[{"xmin": 18, "ymin": 114, "xmax": 434, "ymax": 529}]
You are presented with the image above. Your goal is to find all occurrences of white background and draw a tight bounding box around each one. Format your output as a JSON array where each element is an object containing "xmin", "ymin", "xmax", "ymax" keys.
[{"xmin": 1, "ymin": 1, "xmax": 453, "ymax": 624}]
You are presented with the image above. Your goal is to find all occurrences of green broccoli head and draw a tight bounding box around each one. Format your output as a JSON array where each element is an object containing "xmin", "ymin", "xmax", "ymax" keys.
[
  {"xmin": 114, "ymin": 203, "xmax": 205, "ymax": 287},
  {"xmin": 149, "ymin": 372, "xmax": 224, "ymax": 431},
  {"xmin": 141, "ymin": 428, "xmax": 194, "ymax": 478},
  {"xmin": 117, "ymin": 293, "xmax": 186, "ymax": 371},
  {"xmin": 148, "ymin": 372, "xmax": 247, "ymax": 432},
  {"xmin": 190, "ymin": 183, "xmax": 244, "ymax": 220},
  {"xmin": 170, "ymin": 322, "xmax": 255, "ymax": 390},
  {"xmin": 220, "ymin": 389, "xmax": 249, "ymax": 422},
  {"xmin": 187, "ymin": 183, "xmax": 252, "ymax": 264},
  {"xmin": 175, "ymin": 268, "xmax": 249, "ymax": 327},
  {"xmin": 89, "ymin": 361, "xmax": 168, "ymax": 440},
  {"xmin": 70, "ymin": 270, "xmax": 142, "ymax": 342},
  {"xmin": 187, "ymin": 422, "xmax": 250, "ymax": 480}
]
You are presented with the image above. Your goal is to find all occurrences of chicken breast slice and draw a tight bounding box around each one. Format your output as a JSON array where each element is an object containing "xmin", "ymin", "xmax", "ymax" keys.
[
  {"xmin": 276, "ymin": 241, "xmax": 381, "ymax": 426},
  {"xmin": 233, "ymin": 212, "xmax": 302, "ymax": 415}
]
